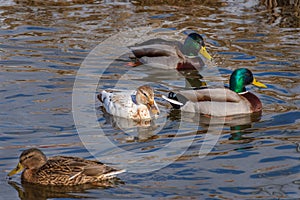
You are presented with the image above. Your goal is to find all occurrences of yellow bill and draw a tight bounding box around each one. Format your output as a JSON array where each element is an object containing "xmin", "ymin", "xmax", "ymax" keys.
[
  {"xmin": 8, "ymin": 162, "xmax": 24, "ymax": 176},
  {"xmin": 252, "ymin": 78, "xmax": 267, "ymax": 88},
  {"xmin": 199, "ymin": 46, "xmax": 212, "ymax": 61}
]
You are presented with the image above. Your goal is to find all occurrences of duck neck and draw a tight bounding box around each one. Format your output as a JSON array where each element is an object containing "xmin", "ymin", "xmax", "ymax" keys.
[
  {"xmin": 237, "ymin": 91, "xmax": 249, "ymax": 95},
  {"xmin": 22, "ymin": 168, "xmax": 38, "ymax": 182},
  {"xmin": 182, "ymin": 38, "xmax": 200, "ymax": 56},
  {"xmin": 229, "ymin": 76, "xmax": 246, "ymax": 93},
  {"xmin": 230, "ymin": 85, "xmax": 246, "ymax": 93}
]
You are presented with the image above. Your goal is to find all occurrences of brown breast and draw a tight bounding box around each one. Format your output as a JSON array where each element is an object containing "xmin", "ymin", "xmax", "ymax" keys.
[
  {"xmin": 241, "ymin": 92, "xmax": 262, "ymax": 113},
  {"xmin": 177, "ymin": 56, "xmax": 205, "ymax": 71},
  {"xmin": 177, "ymin": 62, "xmax": 197, "ymax": 70}
]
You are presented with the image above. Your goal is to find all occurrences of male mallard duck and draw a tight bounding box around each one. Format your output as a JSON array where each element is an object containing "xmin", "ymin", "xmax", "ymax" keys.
[
  {"xmin": 7, "ymin": 148, "xmax": 125, "ymax": 186},
  {"xmin": 97, "ymin": 85, "xmax": 160, "ymax": 121},
  {"xmin": 129, "ymin": 32, "xmax": 212, "ymax": 70},
  {"xmin": 163, "ymin": 68, "xmax": 267, "ymax": 116}
]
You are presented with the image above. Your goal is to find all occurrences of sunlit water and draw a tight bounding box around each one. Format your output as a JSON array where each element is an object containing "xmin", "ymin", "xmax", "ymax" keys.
[{"xmin": 0, "ymin": 0, "xmax": 299, "ymax": 199}]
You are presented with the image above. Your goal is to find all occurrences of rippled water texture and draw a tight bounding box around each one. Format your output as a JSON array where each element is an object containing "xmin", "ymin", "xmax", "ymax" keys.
[{"xmin": 1, "ymin": 0, "xmax": 299, "ymax": 199}]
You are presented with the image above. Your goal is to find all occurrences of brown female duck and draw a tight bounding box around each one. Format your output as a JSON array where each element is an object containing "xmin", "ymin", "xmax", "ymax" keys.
[{"xmin": 8, "ymin": 148, "xmax": 125, "ymax": 186}]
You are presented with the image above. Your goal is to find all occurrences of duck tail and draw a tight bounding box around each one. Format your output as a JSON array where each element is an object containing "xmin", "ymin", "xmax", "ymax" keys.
[
  {"xmin": 101, "ymin": 169, "xmax": 126, "ymax": 179},
  {"xmin": 97, "ymin": 91, "xmax": 109, "ymax": 104},
  {"xmin": 162, "ymin": 93, "xmax": 183, "ymax": 109},
  {"xmin": 97, "ymin": 93, "xmax": 103, "ymax": 103}
]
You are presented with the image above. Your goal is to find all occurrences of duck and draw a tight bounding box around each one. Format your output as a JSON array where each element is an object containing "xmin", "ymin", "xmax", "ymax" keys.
[
  {"xmin": 162, "ymin": 68, "xmax": 267, "ymax": 116},
  {"xmin": 97, "ymin": 85, "xmax": 160, "ymax": 121},
  {"xmin": 129, "ymin": 32, "xmax": 212, "ymax": 70},
  {"xmin": 7, "ymin": 148, "xmax": 125, "ymax": 186}
]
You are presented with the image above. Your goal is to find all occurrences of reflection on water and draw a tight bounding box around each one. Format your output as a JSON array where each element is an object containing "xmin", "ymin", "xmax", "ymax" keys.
[
  {"xmin": 1, "ymin": 0, "xmax": 300, "ymax": 199},
  {"xmin": 100, "ymin": 108, "xmax": 159, "ymax": 142},
  {"xmin": 8, "ymin": 180, "xmax": 124, "ymax": 200}
]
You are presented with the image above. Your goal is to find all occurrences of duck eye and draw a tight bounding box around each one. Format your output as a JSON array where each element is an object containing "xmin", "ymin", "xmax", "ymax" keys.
[
  {"xmin": 21, "ymin": 154, "xmax": 33, "ymax": 162},
  {"xmin": 142, "ymin": 92, "xmax": 148, "ymax": 98}
]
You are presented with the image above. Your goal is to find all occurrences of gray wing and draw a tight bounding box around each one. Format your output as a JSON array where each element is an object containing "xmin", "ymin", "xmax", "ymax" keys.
[
  {"xmin": 178, "ymin": 88, "xmax": 242, "ymax": 103},
  {"xmin": 132, "ymin": 38, "xmax": 183, "ymax": 48},
  {"xmin": 130, "ymin": 44, "xmax": 178, "ymax": 58}
]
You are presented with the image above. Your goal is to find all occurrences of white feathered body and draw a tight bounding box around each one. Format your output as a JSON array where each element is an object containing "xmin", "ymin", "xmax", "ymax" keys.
[{"xmin": 98, "ymin": 90, "xmax": 158, "ymax": 120}]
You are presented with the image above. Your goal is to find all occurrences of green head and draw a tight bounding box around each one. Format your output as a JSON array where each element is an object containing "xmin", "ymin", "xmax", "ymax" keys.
[
  {"xmin": 229, "ymin": 68, "xmax": 267, "ymax": 93},
  {"xmin": 182, "ymin": 33, "xmax": 212, "ymax": 60}
]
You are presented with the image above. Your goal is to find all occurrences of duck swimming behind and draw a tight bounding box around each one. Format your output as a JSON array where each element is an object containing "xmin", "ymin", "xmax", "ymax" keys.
[
  {"xmin": 129, "ymin": 32, "xmax": 212, "ymax": 70},
  {"xmin": 7, "ymin": 148, "xmax": 125, "ymax": 186},
  {"xmin": 97, "ymin": 85, "xmax": 160, "ymax": 121},
  {"xmin": 163, "ymin": 68, "xmax": 267, "ymax": 116}
]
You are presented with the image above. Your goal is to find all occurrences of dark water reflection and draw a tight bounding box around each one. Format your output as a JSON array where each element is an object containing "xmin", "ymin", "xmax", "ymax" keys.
[
  {"xmin": 8, "ymin": 181, "xmax": 112, "ymax": 200},
  {"xmin": 1, "ymin": 0, "xmax": 299, "ymax": 199}
]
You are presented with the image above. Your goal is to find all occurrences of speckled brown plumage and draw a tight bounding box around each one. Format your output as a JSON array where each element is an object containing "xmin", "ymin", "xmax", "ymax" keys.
[{"xmin": 8, "ymin": 148, "xmax": 125, "ymax": 186}]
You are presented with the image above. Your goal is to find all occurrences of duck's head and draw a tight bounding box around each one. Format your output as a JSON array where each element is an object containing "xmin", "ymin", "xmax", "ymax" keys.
[
  {"xmin": 182, "ymin": 33, "xmax": 212, "ymax": 61},
  {"xmin": 8, "ymin": 148, "xmax": 47, "ymax": 176},
  {"xmin": 229, "ymin": 68, "xmax": 267, "ymax": 93},
  {"xmin": 136, "ymin": 85, "xmax": 160, "ymax": 115}
]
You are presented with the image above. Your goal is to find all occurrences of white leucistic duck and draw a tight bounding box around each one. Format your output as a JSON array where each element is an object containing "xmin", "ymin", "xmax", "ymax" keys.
[{"xmin": 97, "ymin": 85, "xmax": 160, "ymax": 121}]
